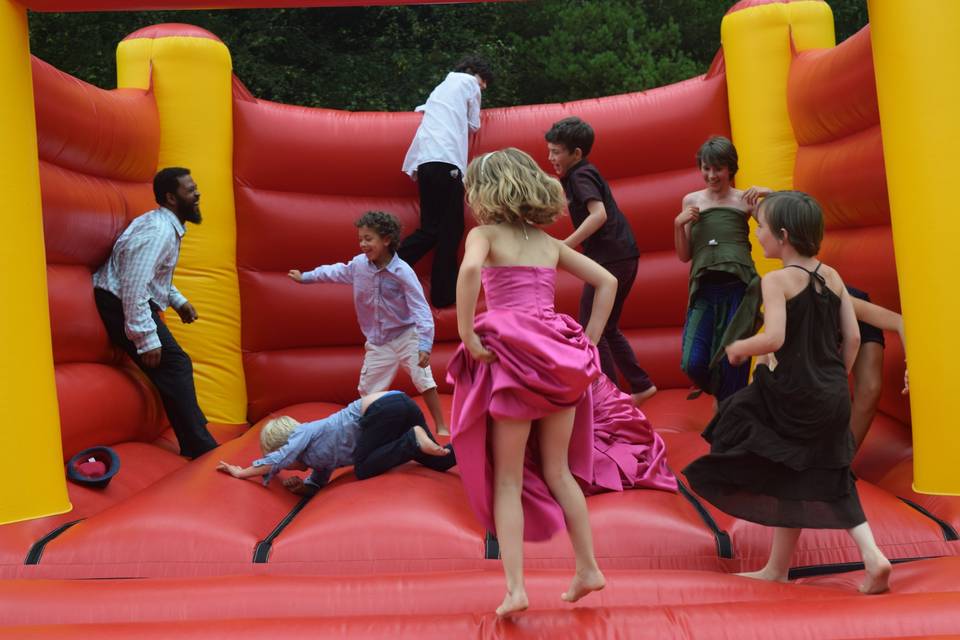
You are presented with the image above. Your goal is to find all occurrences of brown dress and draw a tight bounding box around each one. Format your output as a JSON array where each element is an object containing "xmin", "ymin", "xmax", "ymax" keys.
[{"xmin": 683, "ymin": 264, "xmax": 866, "ymax": 529}]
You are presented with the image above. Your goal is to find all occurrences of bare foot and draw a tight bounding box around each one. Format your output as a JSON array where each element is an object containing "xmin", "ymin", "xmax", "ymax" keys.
[
  {"xmin": 736, "ymin": 568, "xmax": 789, "ymax": 583},
  {"xmin": 561, "ymin": 568, "xmax": 606, "ymax": 604},
  {"xmin": 413, "ymin": 426, "xmax": 447, "ymax": 457},
  {"xmin": 860, "ymin": 552, "xmax": 892, "ymax": 594},
  {"xmin": 496, "ymin": 590, "xmax": 529, "ymax": 617},
  {"xmin": 632, "ymin": 386, "xmax": 657, "ymax": 406},
  {"xmin": 437, "ymin": 425, "xmax": 450, "ymax": 437}
]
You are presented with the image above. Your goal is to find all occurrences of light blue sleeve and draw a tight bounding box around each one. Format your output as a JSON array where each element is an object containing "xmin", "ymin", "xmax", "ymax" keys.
[
  {"xmin": 252, "ymin": 426, "xmax": 312, "ymax": 486},
  {"xmin": 398, "ymin": 261, "xmax": 434, "ymax": 353},
  {"xmin": 300, "ymin": 255, "xmax": 360, "ymax": 285}
]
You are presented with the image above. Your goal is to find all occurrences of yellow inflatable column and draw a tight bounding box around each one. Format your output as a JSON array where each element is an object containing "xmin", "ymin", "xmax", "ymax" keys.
[
  {"xmin": 0, "ymin": 0, "xmax": 71, "ymax": 524},
  {"xmin": 117, "ymin": 26, "xmax": 247, "ymax": 425},
  {"xmin": 868, "ymin": 1, "xmax": 959, "ymax": 494},
  {"xmin": 721, "ymin": 0, "xmax": 835, "ymax": 274}
]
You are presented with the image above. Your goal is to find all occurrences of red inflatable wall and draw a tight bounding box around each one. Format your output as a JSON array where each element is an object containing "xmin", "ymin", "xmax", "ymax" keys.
[
  {"xmin": 234, "ymin": 68, "xmax": 731, "ymax": 421},
  {"xmin": 0, "ymin": 59, "xmax": 190, "ymax": 574}
]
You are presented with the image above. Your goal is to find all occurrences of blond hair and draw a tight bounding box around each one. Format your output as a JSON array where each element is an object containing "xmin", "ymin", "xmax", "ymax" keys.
[
  {"xmin": 465, "ymin": 148, "xmax": 565, "ymax": 225},
  {"xmin": 260, "ymin": 415, "xmax": 300, "ymax": 453}
]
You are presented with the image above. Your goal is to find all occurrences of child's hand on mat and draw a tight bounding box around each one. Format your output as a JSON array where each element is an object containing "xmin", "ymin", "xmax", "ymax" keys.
[
  {"xmin": 216, "ymin": 461, "xmax": 244, "ymax": 478},
  {"xmin": 418, "ymin": 350, "xmax": 431, "ymax": 368},
  {"xmin": 463, "ymin": 333, "xmax": 496, "ymax": 363},
  {"xmin": 288, "ymin": 269, "xmax": 304, "ymax": 283},
  {"xmin": 283, "ymin": 476, "xmax": 305, "ymax": 491}
]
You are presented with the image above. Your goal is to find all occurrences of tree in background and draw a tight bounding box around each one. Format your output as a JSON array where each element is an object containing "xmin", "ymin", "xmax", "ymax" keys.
[{"xmin": 27, "ymin": 0, "xmax": 870, "ymax": 110}]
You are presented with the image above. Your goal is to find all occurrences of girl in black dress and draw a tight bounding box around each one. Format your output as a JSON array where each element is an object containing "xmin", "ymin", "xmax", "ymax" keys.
[{"xmin": 683, "ymin": 191, "xmax": 891, "ymax": 594}]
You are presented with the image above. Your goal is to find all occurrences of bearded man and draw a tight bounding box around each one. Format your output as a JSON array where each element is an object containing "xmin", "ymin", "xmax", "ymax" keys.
[{"xmin": 93, "ymin": 167, "xmax": 217, "ymax": 458}]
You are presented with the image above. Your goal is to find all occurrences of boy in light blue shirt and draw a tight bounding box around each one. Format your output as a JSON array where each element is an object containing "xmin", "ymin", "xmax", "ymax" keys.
[{"xmin": 289, "ymin": 210, "xmax": 449, "ymax": 435}]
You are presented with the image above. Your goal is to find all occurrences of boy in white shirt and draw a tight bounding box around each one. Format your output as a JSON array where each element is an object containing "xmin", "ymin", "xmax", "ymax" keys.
[{"xmin": 399, "ymin": 56, "xmax": 493, "ymax": 308}]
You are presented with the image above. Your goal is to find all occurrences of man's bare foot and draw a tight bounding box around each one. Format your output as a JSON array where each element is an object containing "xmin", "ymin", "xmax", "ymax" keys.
[
  {"xmin": 736, "ymin": 568, "xmax": 789, "ymax": 583},
  {"xmin": 437, "ymin": 425, "xmax": 450, "ymax": 437},
  {"xmin": 496, "ymin": 590, "xmax": 529, "ymax": 616},
  {"xmin": 561, "ymin": 568, "xmax": 606, "ymax": 603},
  {"xmin": 413, "ymin": 426, "xmax": 447, "ymax": 456},
  {"xmin": 860, "ymin": 551, "xmax": 892, "ymax": 594},
  {"xmin": 632, "ymin": 386, "xmax": 657, "ymax": 406}
]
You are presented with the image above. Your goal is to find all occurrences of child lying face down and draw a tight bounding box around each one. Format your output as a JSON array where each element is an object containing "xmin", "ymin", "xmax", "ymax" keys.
[{"xmin": 217, "ymin": 391, "xmax": 455, "ymax": 495}]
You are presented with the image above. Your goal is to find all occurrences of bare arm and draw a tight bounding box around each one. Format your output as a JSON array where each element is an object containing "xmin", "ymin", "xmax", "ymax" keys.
[
  {"xmin": 674, "ymin": 194, "xmax": 699, "ymax": 263},
  {"xmin": 564, "ymin": 199, "xmax": 607, "ymax": 249},
  {"xmin": 851, "ymin": 296, "xmax": 905, "ymax": 345},
  {"xmin": 456, "ymin": 228, "xmax": 495, "ymax": 362},
  {"xmin": 557, "ymin": 243, "xmax": 617, "ymax": 343},
  {"xmin": 837, "ymin": 286, "xmax": 861, "ymax": 373},
  {"xmin": 726, "ymin": 274, "xmax": 786, "ymax": 364},
  {"xmin": 216, "ymin": 461, "xmax": 271, "ymax": 480}
]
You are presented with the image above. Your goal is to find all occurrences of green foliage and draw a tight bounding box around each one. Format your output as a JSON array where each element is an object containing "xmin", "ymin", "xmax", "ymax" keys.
[{"xmin": 26, "ymin": 0, "xmax": 870, "ymax": 110}]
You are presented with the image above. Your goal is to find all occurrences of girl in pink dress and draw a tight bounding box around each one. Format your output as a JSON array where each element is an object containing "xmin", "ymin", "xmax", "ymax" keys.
[{"xmin": 448, "ymin": 148, "xmax": 617, "ymax": 616}]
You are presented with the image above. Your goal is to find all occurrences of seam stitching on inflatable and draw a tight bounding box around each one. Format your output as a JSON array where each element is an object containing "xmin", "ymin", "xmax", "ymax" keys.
[
  {"xmin": 252, "ymin": 495, "xmax": 314, "ymax": 563},
  {"xmin": 24, "ymin": 519, "xmax": 83, "ymax": 565}
]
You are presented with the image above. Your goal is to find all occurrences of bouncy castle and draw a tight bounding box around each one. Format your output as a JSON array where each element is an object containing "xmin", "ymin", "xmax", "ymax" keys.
[{"xmin": 2, "ymin": 0, "xmax": 960, "ymax": 636}]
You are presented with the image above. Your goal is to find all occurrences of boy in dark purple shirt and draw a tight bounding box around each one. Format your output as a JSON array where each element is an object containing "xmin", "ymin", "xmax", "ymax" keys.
[{"xmin": 546, "ymin": 116, "xmax": 656, "ymax": 405}]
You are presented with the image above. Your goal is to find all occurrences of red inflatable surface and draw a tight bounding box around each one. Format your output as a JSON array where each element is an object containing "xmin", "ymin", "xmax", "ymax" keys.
[{"xmin": 2, "ymin": 21, "xmax": 959, "ymax": 637}]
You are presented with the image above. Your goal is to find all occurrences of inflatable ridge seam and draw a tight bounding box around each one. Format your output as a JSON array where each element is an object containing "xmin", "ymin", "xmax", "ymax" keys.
[
  {"xmin": 898, "ymin": 498, "xmax": 960, "ymax": 542},
  {"xmin": 252, "ymin": 495, "xmax": 314, "ymax": 563},
  {"xmin": 24, "ymin": 519, "xmax": 82, "ymax": 565},
  {"xmin": 677, "ymin": 480, "xmax": 734, "ymax": 559}
]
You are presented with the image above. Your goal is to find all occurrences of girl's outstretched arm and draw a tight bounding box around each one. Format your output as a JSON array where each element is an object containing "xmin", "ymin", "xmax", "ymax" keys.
[
  {"xmin": 726, "ymin": 274, "xmax": 786, "ymax": 365},
  {"xmin": 456, "ymin": 227, "xmax": 495, "ymax": 362},
  {"xmin": 557, "ymin": 243, "xmax": 617, "ymax": 344}
]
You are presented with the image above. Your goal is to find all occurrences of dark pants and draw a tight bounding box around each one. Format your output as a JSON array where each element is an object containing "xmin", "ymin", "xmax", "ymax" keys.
[
  {"xmin": 681, "ymin": 279, "xmax": 751, "ymax": 401},
  {"xmin": 353, "ymin": 392, "xmax": 455, "ymax": 479},
  {"xmin": 579, "ymin": 257, "xmax": 654, "ymax": 394},
  {"xmin": 398, "ymin": 161, "xmax": 465, "ymax": 308},
  {"xmin": 94, "ymin": 288, "xmax": 218, "ymax": 458}
]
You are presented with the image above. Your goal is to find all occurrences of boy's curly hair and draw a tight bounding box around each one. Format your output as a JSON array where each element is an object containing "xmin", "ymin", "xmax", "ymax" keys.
[
  {"xmin": 465, "ymin": 148, "xmax": 565, "ymax": 226},
  {"xmin": 355, "ymin": 211, "xmax": 402, "ymax": 253},
  {"xmin": 260, "ymin": 415, "xmax": 300, "ymax": 454}
]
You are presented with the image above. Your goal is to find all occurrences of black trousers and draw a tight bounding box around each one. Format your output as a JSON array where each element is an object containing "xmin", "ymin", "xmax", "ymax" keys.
[
  {"xmin": 94, "ymin": 288, "xmax": 218, "ymax": 458},
  {"xmin": 578, "ymin": 257, "xmax": 654, "ymax": 394},
  {"xmin": 398, "ymin": 161, "xmax": 465, "ymax": 308},
  {"xmin": 353, "ymin": 393, "xmax": 455, "ymax": 479}
]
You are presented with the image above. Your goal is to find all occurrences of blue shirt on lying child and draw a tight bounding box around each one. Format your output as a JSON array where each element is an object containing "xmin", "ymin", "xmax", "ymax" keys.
[{"xmin": 252, "ymin": 392, "xmax": 401, "ymax": 490}]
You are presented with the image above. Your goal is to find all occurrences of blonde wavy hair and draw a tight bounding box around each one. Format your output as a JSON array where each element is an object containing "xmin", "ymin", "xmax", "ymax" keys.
[
  {"xmin": 465, "ymin": 148, "xmax": 566, "ymax": 225},
  {"xmin": 260, "ymin": 415, "xmax": 300, "ymax": 454}
]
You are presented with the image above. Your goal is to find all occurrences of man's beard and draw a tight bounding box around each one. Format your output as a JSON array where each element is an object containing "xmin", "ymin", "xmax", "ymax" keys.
[{"xmin": 176, "ymin": 196, "xmax": 202, "ymax": 224}]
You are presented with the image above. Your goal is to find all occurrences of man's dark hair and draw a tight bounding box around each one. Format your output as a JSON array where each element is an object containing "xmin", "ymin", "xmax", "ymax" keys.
[
  {"xmin": 454, "ymin": 55, "xmax": 494, "ymax": 86},
  {"xmin": 545, "ymin": 116, "xmax": 595, "ymax": 157},
  {"xmin": 762, "ymin": 190, "xmax": 824, "ymax": 257},
  {"xmin": 355, "ymin": 210, "xmax": 403, "ymax": 253},
  {"xmin": 154, "ymin": 167, "xmax": 191, "ymax": 206},
  {"xmin": 696, "ymin": 136, "xmax": 738, "ymax": 178}
]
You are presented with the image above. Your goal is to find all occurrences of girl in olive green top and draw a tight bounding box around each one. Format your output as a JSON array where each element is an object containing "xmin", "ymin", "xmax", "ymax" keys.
[{"xmin": 673, "ymin": 136, "xmax": 770, "ymax": 401}]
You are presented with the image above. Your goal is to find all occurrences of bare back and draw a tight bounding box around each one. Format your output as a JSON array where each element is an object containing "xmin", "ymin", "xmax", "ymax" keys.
[{"xmin": 477, "ymin": 223, "xmax": 562, "ymax": 269}]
